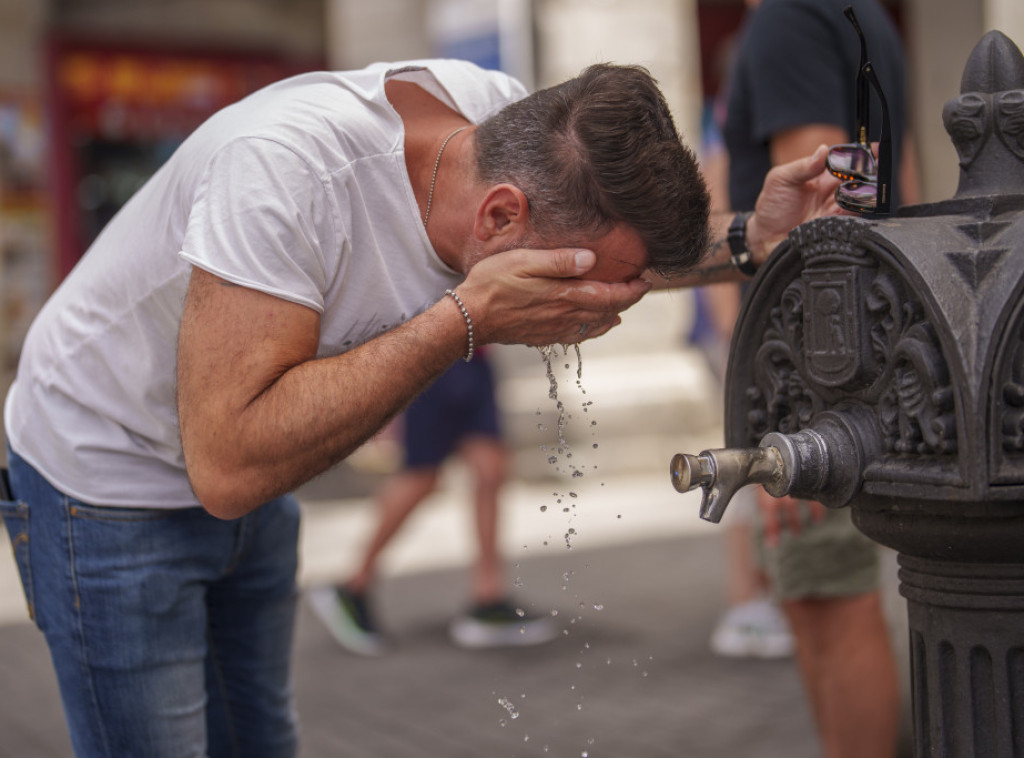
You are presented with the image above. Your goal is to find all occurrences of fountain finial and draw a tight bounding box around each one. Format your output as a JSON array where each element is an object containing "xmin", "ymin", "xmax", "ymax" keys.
[{"xmin": 942, "ymin": 30, "xmax": 1024, "ymax": 198}]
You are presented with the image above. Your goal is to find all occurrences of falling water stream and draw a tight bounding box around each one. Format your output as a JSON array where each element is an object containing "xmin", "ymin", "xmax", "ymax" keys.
[{"xmin": 492, "ymin": 343, "xmax": 650, "ymax": 757}]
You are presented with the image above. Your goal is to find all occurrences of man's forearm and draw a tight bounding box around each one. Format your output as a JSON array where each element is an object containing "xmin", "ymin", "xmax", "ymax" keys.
[
  {"xmin": 653, "ymin": 145, "xmax": 842, "ymax": 290},
  {"xmin": 650, "ymin": 210, "xmax": 754, "ymax": 288},
  {"xmin": 178, "ymin": 278, "xmax": 469, "ymax": 520},
  {"xmin": 178, "ymin": 247, "xmax": 650, "ymax": 519}
]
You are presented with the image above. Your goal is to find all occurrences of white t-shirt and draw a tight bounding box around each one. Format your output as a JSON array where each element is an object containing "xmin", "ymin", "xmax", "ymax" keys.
[{"xmin": 5, "ymin": 59, "xmax": 527, "ymax": 508}]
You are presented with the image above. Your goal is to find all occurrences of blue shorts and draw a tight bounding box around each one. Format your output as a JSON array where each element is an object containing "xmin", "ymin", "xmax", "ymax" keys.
[{"xmin": 404, "ymin": 353, "xmax": 501, "ymax": 468}]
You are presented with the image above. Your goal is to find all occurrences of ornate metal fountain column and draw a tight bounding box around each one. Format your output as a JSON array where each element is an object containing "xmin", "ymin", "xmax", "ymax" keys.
[{"xmin": 675, "ymin": 30, "xmax": 1024, "ymax": 758}]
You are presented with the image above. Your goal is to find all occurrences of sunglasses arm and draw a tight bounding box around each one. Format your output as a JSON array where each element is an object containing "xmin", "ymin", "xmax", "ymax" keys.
[{"xmin": 863, "ymin": 62, "xmax": 892, "ymax": 214}]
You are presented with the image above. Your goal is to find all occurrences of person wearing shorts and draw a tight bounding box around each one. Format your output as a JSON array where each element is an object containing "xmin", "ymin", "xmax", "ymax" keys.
[{"xmin": 308, "ymin": 349, "xmax": 557, "ymax": 654}]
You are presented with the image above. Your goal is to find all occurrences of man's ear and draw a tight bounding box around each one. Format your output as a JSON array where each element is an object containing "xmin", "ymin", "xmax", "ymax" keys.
[{"xmin": 473, "ymin": 183, "xmax": 530, "ymax": 241}]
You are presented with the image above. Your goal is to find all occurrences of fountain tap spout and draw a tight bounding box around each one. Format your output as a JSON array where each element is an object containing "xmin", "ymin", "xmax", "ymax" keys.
[
  {"xmin": 670, "ymin": 446, "xmax": 785, "ymax": 522},
  {"xmin": 671, "ymin": 425, "xmax": 847, "ymax": 522}
]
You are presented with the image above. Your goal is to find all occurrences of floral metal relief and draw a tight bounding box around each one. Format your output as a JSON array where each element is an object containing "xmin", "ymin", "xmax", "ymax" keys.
[{"xmin": 744, "ymin": 217, "xmax": 957, "ymax": 458}]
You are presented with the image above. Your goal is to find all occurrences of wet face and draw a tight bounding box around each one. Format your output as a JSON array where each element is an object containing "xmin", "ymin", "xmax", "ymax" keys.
[{"xmin": 576, "ymin": 223, "xmax": 649, "ymax": 283}]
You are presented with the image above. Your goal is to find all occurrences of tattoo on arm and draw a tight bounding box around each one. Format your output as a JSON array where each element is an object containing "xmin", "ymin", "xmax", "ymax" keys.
[{"xmin": 691, "ymin": 237, "xmax": 735, "ymax": 281}]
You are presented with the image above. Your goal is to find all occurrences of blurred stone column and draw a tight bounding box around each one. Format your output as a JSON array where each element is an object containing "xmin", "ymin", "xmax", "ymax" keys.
[
  {"xmin": 988, "ymin": 0, "xmax": 1024, "ymax": 52},
  {"xmin": 325, "ymin": 0, "xmax": 433, "ymax": 70},
  {"xmin": 904, "ymin": 0, "xmax": 1024, "ymax": 204},
  {"xmin": 533, "ymin": 0, "xmax": 702, "ymax": 149},
  {"xmin": 0, "ymin": 0, "xmax": 48, "ymax": 90}
]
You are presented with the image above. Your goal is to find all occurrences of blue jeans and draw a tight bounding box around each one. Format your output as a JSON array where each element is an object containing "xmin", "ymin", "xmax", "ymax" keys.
[{"xmin": 0, "ymin": 449, "xmax": 300, "ymax": 758}]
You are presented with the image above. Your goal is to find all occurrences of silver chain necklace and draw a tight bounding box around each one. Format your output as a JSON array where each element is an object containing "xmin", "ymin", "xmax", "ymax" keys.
[{"xmin": 423, "ymin": 126, "xmax": 468, "ymax": 228}]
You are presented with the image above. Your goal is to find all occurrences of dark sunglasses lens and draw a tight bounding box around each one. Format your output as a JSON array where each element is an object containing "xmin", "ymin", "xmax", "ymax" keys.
[
  {"xmin": 835, "ymin": 180, "xmax": 877, "ymax": 212},
  {"xmin": 827, "ymin": 144, "xmax": 877, "ymax": 181}
]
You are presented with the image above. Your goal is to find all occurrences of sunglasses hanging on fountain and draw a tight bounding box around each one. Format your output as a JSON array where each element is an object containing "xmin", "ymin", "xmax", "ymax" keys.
[{"xmin": 826, "ymin": 5, "xmax": 892, "ymax": 215}]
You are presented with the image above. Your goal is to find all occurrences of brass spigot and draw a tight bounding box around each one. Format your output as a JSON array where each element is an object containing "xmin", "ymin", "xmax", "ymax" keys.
[{"xmin": 671, "ymin": 428, "xmax": 837, "ymax": 522}]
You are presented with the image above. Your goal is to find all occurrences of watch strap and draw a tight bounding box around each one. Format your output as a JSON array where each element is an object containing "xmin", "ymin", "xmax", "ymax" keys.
[{"xmin": 727, "ymin": 211, "xmax": 758, "ymax": 276}]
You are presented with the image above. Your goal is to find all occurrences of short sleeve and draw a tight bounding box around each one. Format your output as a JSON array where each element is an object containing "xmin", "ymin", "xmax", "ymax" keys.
[
  {"xmin": 179, "ymin": 136, "xmax": 338, "ymax": 313},
  {"xmin": 745, "ymin": 3, "xmax": 851, "ymax": 143}
]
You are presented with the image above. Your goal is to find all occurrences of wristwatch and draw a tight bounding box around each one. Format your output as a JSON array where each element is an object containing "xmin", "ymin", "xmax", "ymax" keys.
[{"xmin": 727, "ymin": 211, "xmax": 758, "ymax": 277}]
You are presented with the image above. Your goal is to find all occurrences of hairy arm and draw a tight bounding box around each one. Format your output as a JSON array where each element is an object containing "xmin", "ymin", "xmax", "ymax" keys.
[
  {"xmin": 177, "ymin": 248, "xmax": 648, "ymax": 519},
  {"xmin": 177, "ymin": 268, "xmax": 466, "ymax": 519}
]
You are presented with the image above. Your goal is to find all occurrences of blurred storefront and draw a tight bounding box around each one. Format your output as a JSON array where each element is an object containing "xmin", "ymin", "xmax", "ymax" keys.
[
  {"xmin": 0, "ymin": 0, "xmax": 326, "ymax": 395},
  {"xmin": 49, "ymin": 42, "xmax": 320, "ymax": 277}
]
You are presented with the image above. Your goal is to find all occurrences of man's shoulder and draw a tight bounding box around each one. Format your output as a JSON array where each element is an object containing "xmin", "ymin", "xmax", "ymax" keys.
[{"xmin": 381, "ymin": 59, "xmax": 529, "ymax": 120}]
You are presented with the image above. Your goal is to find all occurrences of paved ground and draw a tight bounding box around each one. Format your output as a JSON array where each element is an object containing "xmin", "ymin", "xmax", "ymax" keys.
[{"xmin": 0, "ymin": 523, "xmax": 825, "ymax": 758}]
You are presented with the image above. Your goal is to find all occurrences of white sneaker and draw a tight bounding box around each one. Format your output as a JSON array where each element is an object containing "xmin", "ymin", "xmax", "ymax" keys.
[
  {"xmin": 308, "ymin": 585, "xmax": 389, "ymax": 657},
  {"xmin": 709, "ymin": 597, "xmax": 795, "ymax": 659}
]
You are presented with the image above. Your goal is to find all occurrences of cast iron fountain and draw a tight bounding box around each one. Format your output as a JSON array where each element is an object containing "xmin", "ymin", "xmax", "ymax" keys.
[{"xmin": 672, "ymin": 30, "xmax": 1024, "ymax": 758}]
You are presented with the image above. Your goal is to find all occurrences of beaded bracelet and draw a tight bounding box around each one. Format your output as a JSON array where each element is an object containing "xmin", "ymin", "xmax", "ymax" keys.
[{"xmin": 445, "ymin": 289, "xmax": 475, "ymax": 362}]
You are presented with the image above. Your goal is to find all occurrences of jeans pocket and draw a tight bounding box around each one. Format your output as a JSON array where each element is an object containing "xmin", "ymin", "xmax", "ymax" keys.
[{"xmin": 0, "ymin": 498, "xmax": 35, "ymax": 623}]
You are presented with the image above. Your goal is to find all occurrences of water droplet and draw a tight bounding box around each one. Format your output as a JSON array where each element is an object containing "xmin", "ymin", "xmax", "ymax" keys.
[
  {"xmin": 550, "ymin": 609, "xmax": 559, "ymax": 616},
  {"xmin": 540, "ymin": 505, "xmax": 548, "ymax": 512},
  {"xmin": 547, "ymin": 456, "xmax": 558, "ymax": 464},
  {"xmin": 515, "ymin": 607, "xmax": 525, "ymax": 617},
  {"xmin": 593, "ymin": 604, "xmax": 604, "ymax": 611},
  {"xmin": 498, "ymin": 696, "xmax": 520, "ymax": 720}
]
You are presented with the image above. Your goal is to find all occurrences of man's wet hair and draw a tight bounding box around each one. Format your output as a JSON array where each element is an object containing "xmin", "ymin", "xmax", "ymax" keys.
[{"xmin": 474, "ymin": 63, "xmax": 711, "ymax": 277}]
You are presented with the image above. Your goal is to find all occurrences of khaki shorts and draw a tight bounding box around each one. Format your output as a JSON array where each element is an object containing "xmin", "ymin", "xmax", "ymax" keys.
[{"xmin": 755, "ymin": 503, "xmax": 879, "ymax": 600}]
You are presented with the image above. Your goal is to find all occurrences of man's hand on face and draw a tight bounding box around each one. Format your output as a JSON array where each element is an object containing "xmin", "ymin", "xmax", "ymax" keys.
[{"xmin": 455, "ymin": 247, "xmax": 651, "ymax": 348}]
